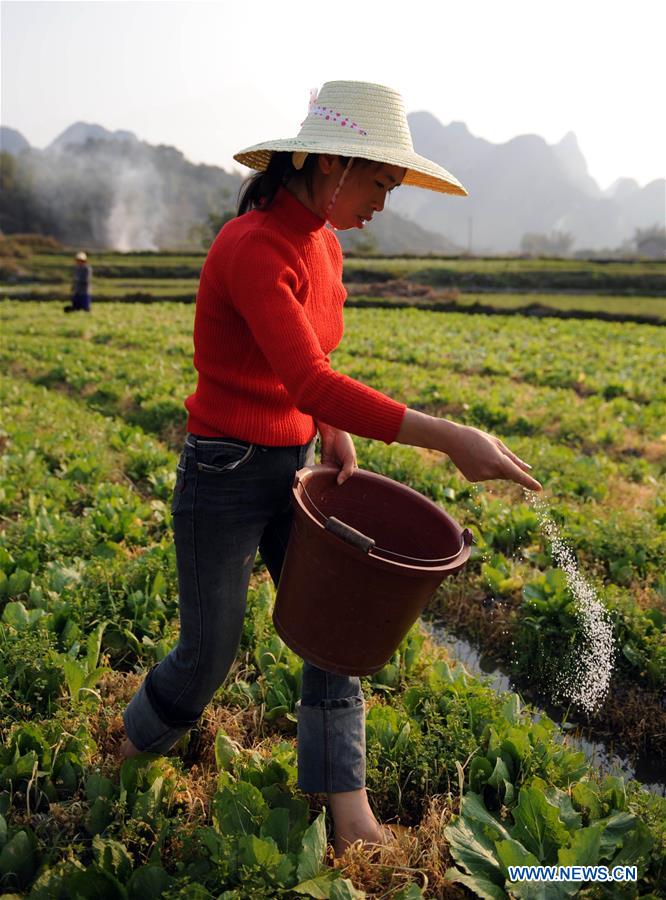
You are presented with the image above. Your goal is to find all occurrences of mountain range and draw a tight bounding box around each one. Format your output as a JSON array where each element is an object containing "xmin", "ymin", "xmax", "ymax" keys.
[
  {"xmin": 390, "ymin": 114, "xmax": 664, "ymax": 253},
  {"xmin": 1, "ymin": 119, "xmax": 663, "ymax": 254}
]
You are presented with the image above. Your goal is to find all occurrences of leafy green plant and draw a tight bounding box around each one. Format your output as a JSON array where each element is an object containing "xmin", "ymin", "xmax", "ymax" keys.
[
  {"xmin": 0, "ymin": 626, "xmax": 63, "ymax": 721},
  {"xmin": 445, "ymin": 777, "xmax": 654, "ymax": 899},
  {"xmin": 249, "ymin": 635, "xmax": 302, "ymax": 723},
  {"xmin": 0, "ymin": 722, "xmax": 93, "ymax": 812},
  {"xmin": 481, "ymin": 553, "xmax": 523, "ymax": 598},
  {"xmin": 118, "ymin": 753, "xmax": 181, "ymax": 827},
  {"xmin": 0, "ymin": 814, "xmax": 39, "ymax": 890},
  {"xmin": 513, "ymin": 569, "xmax": 583, "ymax": 692},
  {"xmin": 54, "ymin": 621, "xmax": 109, "ymax": 706},
  {"xmin": 182, "ymin": 741, "xmax": 361, "ymax": 897}
]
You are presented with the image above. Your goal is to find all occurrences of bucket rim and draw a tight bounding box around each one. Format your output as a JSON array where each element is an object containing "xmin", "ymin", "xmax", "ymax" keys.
[{"xmin": 292, "ymin": 464, "xmax": 473, "ymax": 572}]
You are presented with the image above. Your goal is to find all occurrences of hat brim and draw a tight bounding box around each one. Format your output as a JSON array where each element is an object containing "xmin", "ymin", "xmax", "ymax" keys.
[{"xmin": 233, "ymin": 139, "xmax": 468, "ymax": 197}]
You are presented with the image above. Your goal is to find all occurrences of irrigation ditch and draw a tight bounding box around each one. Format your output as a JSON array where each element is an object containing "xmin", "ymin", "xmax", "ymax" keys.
[{"xmin": 423, "ymin": 613, "xmax": 666, "ymax": 797}]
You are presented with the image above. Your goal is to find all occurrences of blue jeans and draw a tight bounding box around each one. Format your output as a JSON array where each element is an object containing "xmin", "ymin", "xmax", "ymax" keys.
[{"xmin": 123, "ymin": 432, "xmax": 366, "ymax": 793}]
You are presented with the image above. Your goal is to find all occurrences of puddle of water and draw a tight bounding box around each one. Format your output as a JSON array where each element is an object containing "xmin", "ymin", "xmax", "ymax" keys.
[{"xmin": 422, "ymin": 616, "xmax": 665, "ymax": 796}]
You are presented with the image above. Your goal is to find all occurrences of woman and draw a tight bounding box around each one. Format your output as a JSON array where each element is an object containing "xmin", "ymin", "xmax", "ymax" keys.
[{"xmin": 120, "ymin": 81, "xmax": 541, "ymax": 856}]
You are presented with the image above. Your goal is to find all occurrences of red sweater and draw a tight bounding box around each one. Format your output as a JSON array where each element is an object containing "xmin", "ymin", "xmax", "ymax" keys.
[{"xmin": 184, "ymin": 185, "xmax": 407, "ymax": 446}]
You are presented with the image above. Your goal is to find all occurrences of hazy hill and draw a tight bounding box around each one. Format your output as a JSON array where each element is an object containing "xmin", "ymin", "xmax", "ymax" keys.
[
  {"xmin": 337, "ymin": 207, "xmax": 459, "ymax": 255},
  {"xmin": 0, "ymin": 124, "xmax": 458, "ymax": 253},
  {"xmin": 47, "ymin": 121, "xmax": 140, "ymax": 152},
  {"xmin": 1, "ymin": 126, "xmax": 241, "ymax": 250},
  {"xmin": 393, "ymin": 112, "xmax": 665, "ymax": 253},
  {"xmin": 0, "ymin": 127, "xmax": 30, "ymax": 156},
  {"xmin": 1, "ymin": 118, "xmax": 663, "ymax": 253}
]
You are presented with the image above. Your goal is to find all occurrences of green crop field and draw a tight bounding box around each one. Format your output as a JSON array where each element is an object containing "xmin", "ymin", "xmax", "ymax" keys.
[
  {"xmin": 0, "ymin": 263, "xmax": 665, "ymax": 896},
  {"xmin": 3, "ymin": 248, "xmax": 665, "ymax": 321}
]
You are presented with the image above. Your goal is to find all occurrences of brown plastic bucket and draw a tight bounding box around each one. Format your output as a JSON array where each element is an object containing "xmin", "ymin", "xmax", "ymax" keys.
[{"xmin": 273, "ymin": 464, "xmax": 473, "ymax": 676}]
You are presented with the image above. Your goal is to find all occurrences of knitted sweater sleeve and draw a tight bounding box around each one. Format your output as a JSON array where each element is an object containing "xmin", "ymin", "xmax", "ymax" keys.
[{"xmin": 225, "ymin": 230, "xmax": 406, "ymax": 444}]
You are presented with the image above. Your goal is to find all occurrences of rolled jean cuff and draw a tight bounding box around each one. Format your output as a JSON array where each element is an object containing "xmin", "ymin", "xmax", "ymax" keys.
[
  {"xmin": 296, "ymin": 697, "xmax": 366, "ymax": 793},
  {"xmin": 123, "ymin": 676, "xmax": 197, "ymax": 755}
]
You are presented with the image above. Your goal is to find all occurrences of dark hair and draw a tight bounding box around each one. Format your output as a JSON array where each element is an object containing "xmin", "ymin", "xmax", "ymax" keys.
[{"xmin": 236, "ymin": 151, "xmax": 376, "ymax": 216}]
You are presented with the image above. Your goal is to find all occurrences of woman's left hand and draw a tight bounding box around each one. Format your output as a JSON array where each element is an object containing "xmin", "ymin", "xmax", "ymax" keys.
[{"xmin": 317, "ymin": 424, "xmax": 357, "ymax": 485}]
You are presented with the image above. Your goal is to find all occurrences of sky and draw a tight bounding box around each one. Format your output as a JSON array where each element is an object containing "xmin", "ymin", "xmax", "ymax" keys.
[{"xmin": 2, "ymin": 0, "xmax": 665, "ymax": 192}]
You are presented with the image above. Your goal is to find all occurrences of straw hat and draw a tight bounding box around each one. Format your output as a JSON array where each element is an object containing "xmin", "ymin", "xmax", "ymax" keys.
[
  {"xmin": 233, "ymin": 80, "xmax": 468, "ymax": 197},
  {"xmin": 75, "ymin": 251, "xmax": 88, "ymax": 261}
]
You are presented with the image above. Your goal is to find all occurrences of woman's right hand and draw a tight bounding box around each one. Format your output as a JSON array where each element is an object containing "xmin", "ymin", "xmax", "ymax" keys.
[
  {"xmin": 396, "ymin": 409, "xmax": 542, "ymax": 492},
  {"xmin": 443, "ymin": 421, "xmax": 541, "ymax": 491}
]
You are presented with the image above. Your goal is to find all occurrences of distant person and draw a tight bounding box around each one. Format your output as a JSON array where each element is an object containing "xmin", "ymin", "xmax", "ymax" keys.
[{"xmin": 63, "ymin": 251, "xmax": 92, "ymax": 313}]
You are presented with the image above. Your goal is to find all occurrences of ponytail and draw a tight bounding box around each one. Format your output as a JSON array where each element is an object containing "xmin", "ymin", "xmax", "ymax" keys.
[
  {"xmin": 236, "ymin": 152, "xmax": 373, "ymax": 217},
  {"xmin": 236, "ymin": 152, "xmax": 317, "ymax": 216}
]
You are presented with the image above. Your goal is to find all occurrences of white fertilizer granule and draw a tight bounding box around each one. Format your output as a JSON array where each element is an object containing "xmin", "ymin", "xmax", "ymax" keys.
[{"xmin": 525, "ymin": 491, "xmax": 616, "ymax": 714}]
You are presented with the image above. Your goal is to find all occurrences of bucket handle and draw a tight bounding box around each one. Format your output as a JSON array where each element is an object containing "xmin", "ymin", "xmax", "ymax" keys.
[
  {"xmin": 325, "ymin": 516, "xmax": 376, "ymax": 554},
  {"xmin": 296, "ymin": 469, "xmax": 474, "ymax": 563}
]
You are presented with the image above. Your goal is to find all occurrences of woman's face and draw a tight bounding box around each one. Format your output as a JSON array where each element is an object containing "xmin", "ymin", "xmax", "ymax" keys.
[{"xmin": 316, "ymin": 156, "xmax": 407, "ymax": 230}]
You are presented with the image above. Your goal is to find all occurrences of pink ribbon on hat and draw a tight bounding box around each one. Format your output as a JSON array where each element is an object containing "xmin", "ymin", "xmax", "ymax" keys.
[
  {"xmin": 293, "ymin": 88, "xmax": 321, "ymax": 170},
  {"xmin": 300, "ymin": 87, "xmax": 320, "ymax": 127},
  {"xmin": 300, "ymin": 87, "xmax": 368, "ymax": 135},
  {"xmin": 312, "ymin": 106, "xmax": 368, "ymax": 135},
  {"xmin": 293, "ymin": 87, "xmax": 361, "ymax": 228}
]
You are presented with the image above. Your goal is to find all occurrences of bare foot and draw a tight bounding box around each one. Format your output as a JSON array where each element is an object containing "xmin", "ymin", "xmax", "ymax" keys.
[
  {"xmin": 328, "ymin": 788, "xmax": 393, "ymax": 857},
  {"xmin": 119, "ymin": 735, "xmax": 141, "ymax": 761},
  {"xmin": 333, "ymin": 821, "xmax": 392, "ymax": 857}
]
